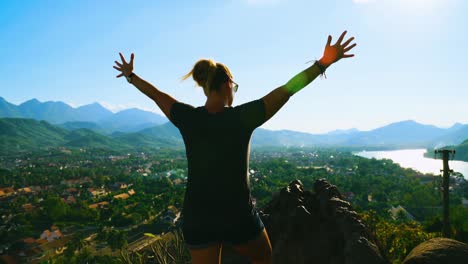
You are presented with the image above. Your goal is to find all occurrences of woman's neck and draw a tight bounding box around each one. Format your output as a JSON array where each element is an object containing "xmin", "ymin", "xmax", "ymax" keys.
[{"xmin": 204, "ymin": 92, "xmax": 227, "ymax": 113}]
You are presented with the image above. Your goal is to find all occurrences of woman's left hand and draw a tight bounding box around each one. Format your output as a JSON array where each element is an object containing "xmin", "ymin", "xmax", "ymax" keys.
[{"xmin": 113, "ymin": 52, "xmax": 134, "ymax": 78}]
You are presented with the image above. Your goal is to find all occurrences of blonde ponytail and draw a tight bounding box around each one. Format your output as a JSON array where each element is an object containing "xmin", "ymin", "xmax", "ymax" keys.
[{"xmin": 182, "ymin": 59, "xmax": 234, "ymax": 96}]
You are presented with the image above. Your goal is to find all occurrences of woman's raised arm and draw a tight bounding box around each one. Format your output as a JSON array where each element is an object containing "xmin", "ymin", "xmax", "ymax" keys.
[
  {"xmin": 262, "ymin": 30, "xmax": 357, "ymax": 121},
  {"xmin": 113, "ymin": 53, "xmax": 177, "ymax": 120}
]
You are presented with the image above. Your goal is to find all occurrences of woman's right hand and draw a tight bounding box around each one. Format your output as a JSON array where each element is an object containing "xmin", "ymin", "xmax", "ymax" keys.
[
  {"xmin": 319, "ymin": 31, "xmax": 356, "ymax": 67},
  {"xmin": 113, "ymin": 52, "xmax": 134, "ymax": 78}
]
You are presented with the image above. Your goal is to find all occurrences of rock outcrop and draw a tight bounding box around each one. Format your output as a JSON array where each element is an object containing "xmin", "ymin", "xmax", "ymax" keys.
[
  {"xmin": 403, "ymin": 237, "xmax": 468, "ymax": 264},
  {"xmin": 258, "ymin": 179, "xmax": 387, "ymax": 264}
]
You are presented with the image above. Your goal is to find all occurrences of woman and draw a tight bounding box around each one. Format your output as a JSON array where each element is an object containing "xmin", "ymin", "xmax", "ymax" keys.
[{"xmin": 113, "ymin": 31, "xmax": 356, "ymax": 264}]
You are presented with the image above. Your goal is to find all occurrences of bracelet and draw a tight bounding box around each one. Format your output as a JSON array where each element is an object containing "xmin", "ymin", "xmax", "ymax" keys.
[
  {"xmin": 306, "ymin": 59, "xmax": 328, "ymax": 79},
  {"xmin": 315, "ymin": 61, "xmax": 327, "ymax": 74},
  {"xmin": 126, "ymin": 72, "xmax": 135, "ymax": 83},
  {"xmin": 315, "ymin": 61, "xmax": 328, "ymax": 79}
]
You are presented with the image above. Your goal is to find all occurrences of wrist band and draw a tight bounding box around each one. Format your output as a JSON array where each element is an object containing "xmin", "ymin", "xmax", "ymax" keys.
[
  {"xmin": 315, "ymin": 61, "xmax": 327, "ymax": 79},
  {"xmin": 306, "ymin": 59, "xmax": 328, "ymax": 79},
  {"xmin": 315, "ymin": 61, "xmax": 327, "ymax": 75},
  {"xmin": 126, "ymin": 72, "xmax": 135, "ymax": 84}
]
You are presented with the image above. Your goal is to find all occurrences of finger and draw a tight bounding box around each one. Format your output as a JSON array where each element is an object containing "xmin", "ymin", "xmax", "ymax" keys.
[
  {"xmin": 130, "ymin": 53, "xmax": 135, "ymax": 65},
  {"xmin": 336, "ymin": 30, "xmax": 347, "ymax": 45},
  {"xmin": 342, "ymin": 37, "xmax": 355, "ymax": 47},
  {"xmin": 326, "ymin": 35, "xmax": 332, "ymax": 47},
  {"xmin": 114, "ymin": 61, "xmax": 123, "ymax": 67},
  {"xmin": 116, "ymin": 73, "xmax": 124, "ymax": 78},
  {"xmin": 119, "ymin": 52, "xmax": 127, "ymax": 64},
  {"xmin": 343, "ymin": 54, "xmax": 355, "ymax": 58},
  {"xmin": 113, "ymin": 66, "xmax": 122, "ymax": 71},
  {"xmin": 344, "ymin": 43, "xmax": 357, "ymax": 53}
]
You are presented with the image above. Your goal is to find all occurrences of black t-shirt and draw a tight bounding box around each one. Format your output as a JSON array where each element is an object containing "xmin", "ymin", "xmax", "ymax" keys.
[{"xmin": 170, "ymin": 99, "xmax": 266, "ymax": 228}]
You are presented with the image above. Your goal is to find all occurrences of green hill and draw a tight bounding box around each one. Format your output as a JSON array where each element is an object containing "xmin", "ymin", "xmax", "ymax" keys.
[
  {"xmin": 0, "ymin": 119, "xmax": 130, "ymax": 154},
  {"xmin": 114, "ymin": 132, "xmax": 182, "ymax": 149},
  {"xmin": 0, "ymin": 118, "xmax": 181, "ymax": 155},
  {"xmin": 426, "ymin": 139, "xmax": 468, "ymax": 162},
  {"xmin": 453, "ymin": 139, "xmax": 468, "ymax": 161},
  {"xmin": 139, "ymin": 122, "xmax": 182, "ymax": 141},
  {"xmin": 0, "ymin": 118, "xmax": 68, "ymax": 154},
  {"xmin": 64, "ymin": 128, "xmax": 127, "ymax": 150},
  {"xmin": 0, "ymin": 97, "xmax": 22, "ymax": 117},
  {"xmin": 59, "ymin": 121, "xmax": 108, "ymax": 134},
  {"xmin": 115, "ymin": 122, "xmax": 183, "ymax": 149}
]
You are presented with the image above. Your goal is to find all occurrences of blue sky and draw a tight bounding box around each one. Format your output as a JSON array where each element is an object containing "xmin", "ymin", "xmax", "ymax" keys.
[{"xmin": 1, "ymin": 0, "xmax": 467, "ymax": 133}]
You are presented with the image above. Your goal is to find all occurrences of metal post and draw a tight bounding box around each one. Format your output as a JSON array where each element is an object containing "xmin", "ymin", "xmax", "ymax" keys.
[{"xmin": 434, "ymin": 149, "xmax": 455, "ymax": 238}]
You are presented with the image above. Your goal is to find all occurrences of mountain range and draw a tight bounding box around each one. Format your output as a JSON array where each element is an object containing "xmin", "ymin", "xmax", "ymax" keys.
[
  {"xmin": 0, "ymin": 118, "xmax": 182, "ymax": 155},
  {"xmin": 0, "ymin": 97, "xmax": 167, "ymax": 133},
  {"xmin": 1, "ymin": 97, "xmax": 468, "ymax": 156}
]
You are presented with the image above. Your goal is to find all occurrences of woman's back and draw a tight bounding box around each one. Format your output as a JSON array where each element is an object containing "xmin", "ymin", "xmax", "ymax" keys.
[{"xmin": 170, "ymin": 99, "xmax": 266, "ymax": 226}]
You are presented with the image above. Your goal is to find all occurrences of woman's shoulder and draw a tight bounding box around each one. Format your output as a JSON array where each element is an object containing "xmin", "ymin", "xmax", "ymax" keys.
[
  {"xmin": 234, "ymin": 99, "xmax": 266, "ymax": 131},
  {"xmin": 173, "ymin": 101, "xmax": 195, "ymax": 109}
]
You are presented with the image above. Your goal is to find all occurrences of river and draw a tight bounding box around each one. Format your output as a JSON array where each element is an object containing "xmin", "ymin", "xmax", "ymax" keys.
[{"xmin": 354, "ymin": 149, "xmax": 468, "ymax": 179}]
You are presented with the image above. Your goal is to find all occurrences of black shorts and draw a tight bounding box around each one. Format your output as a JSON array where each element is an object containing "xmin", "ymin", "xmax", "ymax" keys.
[{"xmin": 182, "ymin": 209, "xmax": 265, "ymax": 249}]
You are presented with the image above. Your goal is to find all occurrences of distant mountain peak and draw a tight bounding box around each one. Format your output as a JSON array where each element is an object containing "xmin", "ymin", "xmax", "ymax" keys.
[
  {"xmin": 0, "ymin": 97, "xmax": 14, "ymax": 106},
  {"xmin": 395, "ymin": 120, "xmax": 418, "ymax": 125},
  {"xmin": 449, "ymin": 122, "xmax": 463, "ymax": 129},
  {"xmin": 374, "ymin": 120, "xmax": 441, "ymax": 134},
  {"xmin": 89, "ymin": 102, "xmax": 104, "ymax": 107},
  {"xmin": 77, "ymin": 102, "xmax": 108, "ymax": 110},
  {"xmin": 20, "ymin": 98, "xmax": 41, "ymax": 105},
  {"xmin": 380, "ymin": 120, "xmax": 431, "ymax": 129}
]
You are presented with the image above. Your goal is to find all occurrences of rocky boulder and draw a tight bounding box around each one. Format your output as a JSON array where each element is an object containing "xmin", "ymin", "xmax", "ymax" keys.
[
  {"xmin": 259, "ymin": 179, "xmax": 387, "ymax": 264},
  {"xmin": 403, "ymin": 237, "xmax": 468, "ymax": 264}
]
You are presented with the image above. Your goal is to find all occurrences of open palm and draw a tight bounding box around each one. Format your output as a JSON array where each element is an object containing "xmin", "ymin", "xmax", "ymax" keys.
[
  {"xmin": 320, "ymin": 31, "xmax": 356, "ymax": 67},
  {"xmin": 113, "ymin": 52, "xmax": 134, "ymax": 78}
]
